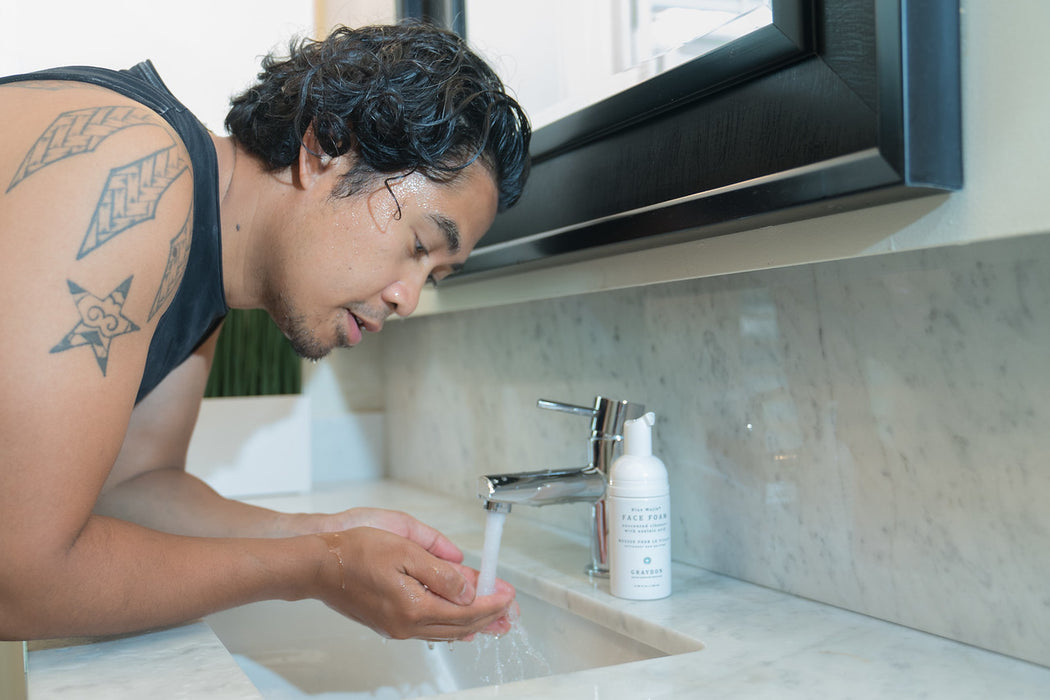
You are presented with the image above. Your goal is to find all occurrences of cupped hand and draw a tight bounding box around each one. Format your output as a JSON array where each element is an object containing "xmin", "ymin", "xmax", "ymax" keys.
[{"xmin": 314, "ymin": 526, "xmax": 514, "ymax": 641}]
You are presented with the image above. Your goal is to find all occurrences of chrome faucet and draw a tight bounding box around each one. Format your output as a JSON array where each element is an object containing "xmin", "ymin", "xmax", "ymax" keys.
[{"xmin": 478, "ymin": 396, "xmax": 646, "ymax": 576}]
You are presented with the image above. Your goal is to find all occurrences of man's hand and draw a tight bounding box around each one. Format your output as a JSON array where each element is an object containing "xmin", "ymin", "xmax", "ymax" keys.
[
  {"xmin": 312, "ymin": 527, "xmax": 514, "ymax": 641},
  {"xmin": 308, "ymin": 507, "xmax": 465, "ymax": 563}
]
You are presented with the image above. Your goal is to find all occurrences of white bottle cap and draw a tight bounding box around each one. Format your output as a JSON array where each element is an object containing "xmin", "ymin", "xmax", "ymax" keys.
[
  {"xmin": 623, "ymin": 412, "xmax": 655, "ymax": 457},
  {"xmin": 610, "ymin": 412, "xmax": 668, "ymax": 495}
]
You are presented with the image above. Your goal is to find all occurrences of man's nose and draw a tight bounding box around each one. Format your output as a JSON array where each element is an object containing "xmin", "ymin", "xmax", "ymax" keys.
[{"xmin": 382, "ymin": 280, "xmax": 420, "ymax": 317}]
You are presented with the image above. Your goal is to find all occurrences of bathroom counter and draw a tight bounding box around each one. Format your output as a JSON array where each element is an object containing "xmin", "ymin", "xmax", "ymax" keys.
[
  {"xmin": 27, "ymin": 621, "xmax": 261, "ymax": 699},
  {"xmin": 27, "ymin": 481, "xmax": 1050, "ymax": 698}
]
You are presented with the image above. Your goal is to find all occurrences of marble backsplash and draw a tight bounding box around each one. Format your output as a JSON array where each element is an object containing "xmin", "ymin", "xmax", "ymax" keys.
[{"xmin": 381, "ymin": 231, "xmax": 1050, "ymax": 668}]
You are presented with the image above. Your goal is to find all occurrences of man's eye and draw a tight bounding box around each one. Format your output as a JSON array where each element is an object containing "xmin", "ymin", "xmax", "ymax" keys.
[
  {"xmin": 425, "ymin": 275, "xmax": 439, "ymax": 288},
  {"xmin": 414, "ymin": 238, "xmax": 429, "ymax": 256}
]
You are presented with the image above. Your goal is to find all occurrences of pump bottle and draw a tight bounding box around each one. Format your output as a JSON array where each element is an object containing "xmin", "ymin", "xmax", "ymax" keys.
[{"xmin": 607, "ymin": 411, "xmax": 671, "ymax": 600}]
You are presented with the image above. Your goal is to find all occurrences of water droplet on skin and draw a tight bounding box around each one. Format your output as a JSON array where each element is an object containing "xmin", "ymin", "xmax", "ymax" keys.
[{"xmin": 319, "ymin": 532, "xmax": 347, "ymax": 590}]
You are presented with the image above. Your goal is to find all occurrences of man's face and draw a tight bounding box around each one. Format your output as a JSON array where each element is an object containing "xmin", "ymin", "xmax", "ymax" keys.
[{"xmin": 267, "ymin": 160, "xmax": 498, "ymax": 360}]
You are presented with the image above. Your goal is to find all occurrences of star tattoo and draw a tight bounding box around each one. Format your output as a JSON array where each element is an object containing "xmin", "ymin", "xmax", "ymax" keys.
[{"xmin": 51, "ymin": 277, "xmax": 140, "ymax": 376}]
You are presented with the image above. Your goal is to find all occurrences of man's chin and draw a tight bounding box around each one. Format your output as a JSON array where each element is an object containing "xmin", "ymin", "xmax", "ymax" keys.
[{"xmin": 285, "ymin": 330, "xmax": 336, "ymax": 362}]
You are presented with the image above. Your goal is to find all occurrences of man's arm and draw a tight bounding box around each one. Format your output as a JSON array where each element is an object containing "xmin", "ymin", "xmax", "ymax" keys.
[
  {"xmin": 91, "ymin": 324, "xmax": 297, "ymax": 538},
  {"xmin": 95, "ymin": 321, "xmax": 468, "ymax": 562},
  {"xmin": 0, "ymin": 81, "xmax": 286, "ymax": 638}
]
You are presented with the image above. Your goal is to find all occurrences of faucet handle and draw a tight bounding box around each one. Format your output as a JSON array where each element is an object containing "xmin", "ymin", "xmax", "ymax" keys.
[
  {"xmin": 536, "ymin": 399, "xmax": 596, "ymax": 418},
  {"xmin": 538, "ymin": 396, "xmax": 646, "ymax": 439}
]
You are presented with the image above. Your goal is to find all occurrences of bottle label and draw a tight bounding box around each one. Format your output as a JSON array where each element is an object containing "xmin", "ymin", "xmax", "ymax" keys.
[{"xmin": 609, "ymin": 496, "xmax": 671, "ymax": 599}]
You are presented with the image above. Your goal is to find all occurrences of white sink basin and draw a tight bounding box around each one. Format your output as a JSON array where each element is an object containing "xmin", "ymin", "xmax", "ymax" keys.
[{"xmin": 207, "ymin": 590, "xmax": 671, "ymax": 698}]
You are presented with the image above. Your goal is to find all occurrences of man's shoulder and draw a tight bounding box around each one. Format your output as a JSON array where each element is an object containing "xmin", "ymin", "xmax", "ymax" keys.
[
  {"xmin": 0, "ymin": 79, "xmax": 195, "ymax": 258},
  {"xmin": 6, "ymin": 79, "xmax": 188, "ymax": 163},
  {"xmin": 0, "ymin": 76, "xmax": 197, "ymax": 390}
]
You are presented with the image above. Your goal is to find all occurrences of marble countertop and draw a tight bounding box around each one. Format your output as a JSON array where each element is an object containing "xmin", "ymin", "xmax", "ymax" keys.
[{"xmin": 27, "ymin": 481, "xmax": 1050, "ymax": 698}]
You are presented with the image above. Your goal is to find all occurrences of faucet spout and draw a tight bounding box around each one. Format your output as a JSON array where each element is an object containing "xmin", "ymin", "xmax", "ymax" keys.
[
  {"xmin": 477, "ymin": 467, "xmax": 606, "ymax": 508},
  {"xmin": 483, "ymin": 499, "xmax": 512, "ymax": 514},
  {"xmin": 477, "ymin": 396, "xmax": 645, "ymax": 578}
]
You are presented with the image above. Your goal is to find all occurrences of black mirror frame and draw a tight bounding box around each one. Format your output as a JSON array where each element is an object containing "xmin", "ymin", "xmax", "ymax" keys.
[{"xmin": 453, "ymin": 0, "xmax": 961, "ymax": 278}]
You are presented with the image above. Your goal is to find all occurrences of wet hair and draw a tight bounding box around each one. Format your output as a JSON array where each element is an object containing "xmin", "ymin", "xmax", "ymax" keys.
[{"xmin": 225, "ymin": 20, "xmax": 531, "ymax": 212}]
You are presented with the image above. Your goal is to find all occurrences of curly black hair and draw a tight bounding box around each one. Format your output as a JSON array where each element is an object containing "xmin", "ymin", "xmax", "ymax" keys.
[{"xmin": 225, "ymin": 21, "xmax": 530, "ymax": 212}]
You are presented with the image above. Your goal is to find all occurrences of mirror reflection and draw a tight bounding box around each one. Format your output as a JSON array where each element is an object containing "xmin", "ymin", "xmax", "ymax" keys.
[{"xmin": 466, "ymin": 0, "xmax": 772, "ymax": 128}]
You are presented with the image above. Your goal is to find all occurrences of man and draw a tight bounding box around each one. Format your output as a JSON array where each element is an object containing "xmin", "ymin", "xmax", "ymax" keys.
[{"xmin": 0, "ymin": 22, "xmax": 530, "ymax": 642}]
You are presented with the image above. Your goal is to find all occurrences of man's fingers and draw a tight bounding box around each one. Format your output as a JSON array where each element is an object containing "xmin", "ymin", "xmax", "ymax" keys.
[
  {"xmin": 414, "ymin": 596, "xmax": 516, "ymax": 641},
  {"xmin": 453, "ymin": 563, "xmax": 515, "ymax": 598},
  {"xmin": 321, "ymin": 526, "xmax": 516, "ymax": 641},
  {"xmin": 405, "ymin": 551, "xmax": 476, "ymax": 605},
  {"xmin": 403, "ymin": 517, "xmax": 464, "ymax": 563},
  {"xmin": 402, "ymin": 555, "xmax": 516, "ymax": 638},
  {"xmin": 335, "ymin": 508, "xmax": 465, "ymax": 564}
]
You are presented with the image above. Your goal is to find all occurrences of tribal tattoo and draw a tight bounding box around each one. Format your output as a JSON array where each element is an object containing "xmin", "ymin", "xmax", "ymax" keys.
[
  {"xmin": 6, "ymin": 106, "xmax": 158, "ymax": 192},
  {"xmin": 15, "ymin": 105, "xmax": 193, "ymax": 377},
  {"xmin": 148, "ymin": 202, "xmax": 192, "ymax": 321},
  {"xmin": 51, "ymin": 278, "xmax": 140, "ymax": 376},
  {"xmin": 78, "ymin": 145, "xmax": 188, "ymax": 259}
]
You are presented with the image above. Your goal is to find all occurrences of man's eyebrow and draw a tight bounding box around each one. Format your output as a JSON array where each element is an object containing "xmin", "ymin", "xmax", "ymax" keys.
[{"xmin": 430, "ymin": 213, "xmax": 461, "ymax": 254}]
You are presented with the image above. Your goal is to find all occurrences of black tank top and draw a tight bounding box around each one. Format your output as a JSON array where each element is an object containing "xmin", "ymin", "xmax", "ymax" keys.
[{"xmin": 0, "ymin": 61, "xmax": 228, "ymax": 403}]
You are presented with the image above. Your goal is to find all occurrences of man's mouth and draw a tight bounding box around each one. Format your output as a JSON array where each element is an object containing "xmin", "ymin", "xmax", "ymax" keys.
[
  {"xmin": 352, "ymin": 313, "xmax": 381, "ymax": 333},
  {"xmin": 347, "ymin": 310, "xmax": 383, "ymax": 342},
  {"xmin": 343, "ymin": 310, "xmax": 363, "ymax": 346}
]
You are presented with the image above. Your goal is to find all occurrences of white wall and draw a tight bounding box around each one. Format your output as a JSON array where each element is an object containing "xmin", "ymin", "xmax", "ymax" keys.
[
  {"xmin": 187, "ymin": 396, "xmax": 313, "ymax": 497},
  {"xmin": 0, "ymin": 0, "xmax": 314, "ymax": 133}
]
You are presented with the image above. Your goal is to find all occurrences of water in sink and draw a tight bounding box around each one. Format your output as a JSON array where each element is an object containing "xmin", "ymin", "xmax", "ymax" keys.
[{"xmin": 207, "ymin": 590, "xmax": 666, "ymax": 698}]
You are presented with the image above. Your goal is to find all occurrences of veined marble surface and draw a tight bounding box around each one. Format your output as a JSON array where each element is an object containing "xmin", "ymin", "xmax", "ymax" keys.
[
  {"xmin": 27, "ymin": 621, "xmax": 261, "ymax": 699},
  {"xmin": 383, "ymin": 231, "xmax": 1050, "ymax": 667},
  {"xmin": 25, "ymin": 483, "xmax": 1050, "ymax": 698}
]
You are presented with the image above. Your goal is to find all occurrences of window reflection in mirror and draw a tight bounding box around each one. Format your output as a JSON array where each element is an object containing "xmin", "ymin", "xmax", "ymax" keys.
[{"xmin": 466, "ymin": 0, "xmax": 772, "ymax": 129}]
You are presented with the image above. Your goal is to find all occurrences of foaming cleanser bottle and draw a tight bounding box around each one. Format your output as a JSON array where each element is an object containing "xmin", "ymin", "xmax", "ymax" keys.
[{"xmin": 608, "ymin": 411, "xmax": 671, "ymax": 600}]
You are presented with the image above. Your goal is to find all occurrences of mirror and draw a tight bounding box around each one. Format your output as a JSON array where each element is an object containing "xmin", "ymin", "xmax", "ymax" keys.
[
  {"xmin": 400, "ymin": 1, "xmax": 962, "ymax": 279},
  {"xmin": 467, "ymin": 1, "xmax": 773, "ymax": 131}
]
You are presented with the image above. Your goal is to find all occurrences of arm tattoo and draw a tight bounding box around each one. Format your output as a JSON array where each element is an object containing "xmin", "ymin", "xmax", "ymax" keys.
[
  {"xmin": 51, "ymin": 277, "xmax": 140, "ymax": 376},
  {"xmin": 78, "ymin": 145, "xmax": 188, "ymax": 259},
  {"xmin": 148, "ymin": 202, "xmax": 192, "ymax": 321},
  {"xmin": 20, "ymin": 105, "xmax": 194, "ymax": 377},
  {"xmin": 6, "ymin": 106, "xmax": 158, "ymax": 192}
]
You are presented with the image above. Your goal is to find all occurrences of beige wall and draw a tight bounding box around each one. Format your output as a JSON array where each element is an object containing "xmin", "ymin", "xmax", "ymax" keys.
[
  {"xmin": 0, "ymin": 642, "xmax": 26, "ymax": 700},
  {"xmin": 316, "ymin": 0, "xmax": 396, "ymax": 33}
]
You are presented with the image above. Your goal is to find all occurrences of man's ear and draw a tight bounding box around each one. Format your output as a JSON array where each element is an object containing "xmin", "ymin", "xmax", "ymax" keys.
[{"xmin": 296, "ymin": 124, "xmax": 334, "ymax": 190}]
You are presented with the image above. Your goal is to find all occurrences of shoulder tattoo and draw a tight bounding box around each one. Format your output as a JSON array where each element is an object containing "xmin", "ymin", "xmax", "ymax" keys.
[
  {"xmin": 78, "ymin": 145, "xmax": 188, "ymax": 258},
  {"xmin": 6, "ymin": 106, "xmax": 158, "ymax": 192},
  {"xmin": 18, "ymin": 105, "xmax": 197, "ymax": 377},
  {"xmin": 148, "ymin": 202, "xmax": 193, "ymax": 321},
  {"xmin": 51, "ymin": 277, "xmax": 140, "ymax": 376}
]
